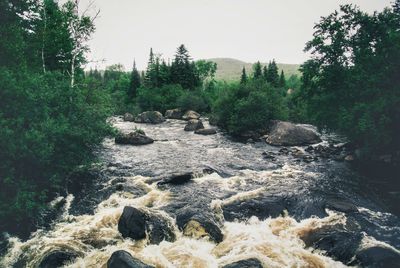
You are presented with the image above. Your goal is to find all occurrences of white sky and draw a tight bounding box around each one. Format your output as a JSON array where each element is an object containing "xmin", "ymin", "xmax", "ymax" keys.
[{"xmin": 82, "ymin": 0, "xmax": 393, "ymax": 70}]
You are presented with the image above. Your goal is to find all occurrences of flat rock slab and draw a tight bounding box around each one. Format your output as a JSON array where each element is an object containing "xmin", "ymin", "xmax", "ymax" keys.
[{"xmin": 266, "ymin": 120, "xmax": 321, "ymax": 146}]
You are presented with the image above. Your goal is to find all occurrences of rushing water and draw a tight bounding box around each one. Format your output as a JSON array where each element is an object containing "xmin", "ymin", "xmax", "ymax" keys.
[{"xmin": 1, "ymin": 117, "xmax": 400, "ymax": 268}]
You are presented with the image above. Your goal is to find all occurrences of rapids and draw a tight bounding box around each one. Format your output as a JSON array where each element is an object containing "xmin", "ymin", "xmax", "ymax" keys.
[{"xmin": 1, "ymin": 117, "xmax": 399, "ymax": 268}]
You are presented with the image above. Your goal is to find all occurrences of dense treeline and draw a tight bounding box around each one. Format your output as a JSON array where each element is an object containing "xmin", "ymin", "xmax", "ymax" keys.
[
  {"xmin": 0, "ymin": 0, "xmax": 112, "ymax": 235},
  {"xmin": 291, "ymin": 3, "xmax": 400, "ymax": 158}
]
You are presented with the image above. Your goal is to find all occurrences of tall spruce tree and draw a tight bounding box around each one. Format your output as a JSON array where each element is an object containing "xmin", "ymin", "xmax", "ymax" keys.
[
  {"xmin": 394, "ymin": 0, "xmax": 400, "ymax": 13},
  {"xmin": 240, "ymin": 67, "xmax": 248, "ymax": 84},
  {"xmin": 170, "ymin": 44, "xmax": 199, "ymax": 89},
  {"xmin": 263, "ymin": 65, "xmax": 268, "ymax": 81},
  {"xmin": 253, "ymin": 61, "xmax": 262, "ymax": 79},
  {"xmin": 279, "ymin": 70, "xmax": 286, "ymax": 88},
  {"xmin": 266, "ymin": 60, "xmax": 279, "ymax": 86},
  {"xmin": 128, "ymin": 60, "xmax": 141, "ymax": 99}
]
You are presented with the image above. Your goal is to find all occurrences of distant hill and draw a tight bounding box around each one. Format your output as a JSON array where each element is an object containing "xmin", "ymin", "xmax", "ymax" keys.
[{"xmin": 206, "ymin": 58, "xmax": 301, "ymax": 81}]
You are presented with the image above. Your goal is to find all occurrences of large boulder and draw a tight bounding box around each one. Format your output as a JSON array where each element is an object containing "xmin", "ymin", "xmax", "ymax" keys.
[
  {"xmin": 38, "ymin": 250, "xmax": 79, "ymax": 268},
  {"xmin": 165, "ymin": 108, "xmax": 183, "ymax": 119},
  {"xmin": 107, "ymin": 250, "xmax": 154, "ymax": 268},
  {"xmin": 118, "ymin": 206, "xmax": 175, "ymax": 244},
  {"xmin": 265, "ymin": 121, "xmax": 321, "ymax": 146},
  {"xmin": 222, "ymin": 258, "xmax": 263, "ymax": 268},
  {"xmin": 176, "ymin": 207, "xmax": 223, "ymax": 243},
  {"xmin": 158, "ymin": 172, "xmax": 194, "ymax": 185},
  {"xmin": 184, "ymin": 119, "xmax": 204, "ymax": 131},
  {"xmin": 195, "ymin": 128, "xmax": 217, "ymax": 135},
  {"xmin": 115, "ymin": 132, "xmax": 154, "ymax": 146},
  {"xmin": 123, "ymin": 113, "xmax": 134, "ymax": 122},
  {"xmin": 134, "ymin": 111, "xmax": 165, "ymax": 124},
  {"xmin": 182, "ymin": 110, "xmax": 200, "ymax": 120},
  {"xmin": 351, "ymin": 246, "xmax": 400, "ymax": 268}
]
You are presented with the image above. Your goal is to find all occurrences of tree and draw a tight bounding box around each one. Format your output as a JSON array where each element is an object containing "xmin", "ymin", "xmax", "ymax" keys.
[
  {"xmin": 279, "ymin": 70, "xmax": 286, "ymax": 88},
  {"xmin": 170, "ymin": 44, "xmax": 199, "ymax": 89},
  {"xmin": 128, "ymin": 60, "xmax": 141, "ymax": 99},
  {"xmin": 195, "ymin": 60, "xmax": 217, "ymax": 86},
  {"xmin": 240, "ymin": 67, "xmax": 248, "ymax": 84},
  {"xmin": 252, "ymin": 61, "xmax": 262, "ymax": 79},
  {"xmin": 394, "ymin": 0, "xmax": 400, "ymax": 14},
  {"xmin": 263, "ymin": 65, "xmax": 268, "ymax": 81},
  {"xmin": 266, "ymin": 60, "xmax": 279, "ymax": 86}
]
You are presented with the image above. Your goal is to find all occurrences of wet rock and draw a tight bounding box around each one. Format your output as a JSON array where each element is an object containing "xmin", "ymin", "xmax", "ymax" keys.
[
  {"xmin": 222, "ymin": 196, "xmax": 286, "ymax": 221},
  {"xmin": 279, "ymin": 147, "xmax": 290, "ymax": 155},
  {"xmin": 345, "ymin": 155, "xmax": 355, "ymax": 161},
  {"xmin": 115, "ymin": 132, "xmax": 154, "ymax": 146},
  {"xmin": 134, "ymin": 111, "xmax": 165, "ymax": 124},
  {"xmin": 222, "ymin": 258, "xmax": 263, "ymax": 268},
  {"xmin": 118, "ymin": 206, "xmax": 175, "ymax": 244},
  {"xmin": 266, "ymin": 121, "xmax": 321, "ymax": 146},
  {"xmin": 165, "ymin": 108, "xmax": 183, "ymax": 119},
  {"xmin": 195, "ymin": 128, "xmax": 217, "ymax": 135},
  {"xmin": 351, "ymin": 246, "xmax": 400, "ymax": 268},
  {"xmin": 182, "ymin": 110, "xmax": 200, "ymax": 120},
  {"xmin": 240, "ymin": 130, "xmax": 261, "ymax": 141},
  {"xmin": 262, "ymin": 151, "xmax": 276, "ymax": 161},
  {"xmin": 325, "ymin": 198, "xmax": 358, "ymax": 213},
  {"xmin": 158, "ymin": 172, "xmax": 194, "ymax": 185},
  {"xmin": 176, "ymin": 207, "xmax": 223, "ymax": 243},
  {"xmin": 38, "ymin": 250, "xmax": 79, "ymax": 268},
  {"xmin": 123, "ymin": 112, "xmax": 135, "ymax": 122},
  {"xmin": 107, "ymin": 250, "xmax": 154, "ymax": 268},
  {"xmin": 0, "ymin": 233, "xmax": 9, "ymax": 258},
  {"xmin": 301, "ymin": 224, "xmax": 362, "ymax": 264},
  {"xmin": 184, "ymin": 119, "xmax": 204, "ymax": 131}
]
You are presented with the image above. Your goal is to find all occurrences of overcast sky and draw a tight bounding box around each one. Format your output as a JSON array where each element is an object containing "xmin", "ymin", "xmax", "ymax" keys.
[{"xmin": 82, "ymin": 0, "xmax": 393, "ymax": 70}]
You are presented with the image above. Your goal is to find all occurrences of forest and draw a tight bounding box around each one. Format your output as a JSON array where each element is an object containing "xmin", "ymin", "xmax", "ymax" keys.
[{"xmin": 1, "ymin": 0, "xmax": 399, "ymax": 240}]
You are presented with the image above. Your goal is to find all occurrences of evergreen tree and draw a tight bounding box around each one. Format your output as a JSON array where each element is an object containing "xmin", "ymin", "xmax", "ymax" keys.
[
  {"xmin": 279, "ymin": 70, "xmax": 286, "ymax": 88},
  {"xmin": 240, "ymin": 67, "xmax": 248, "ymax": 84},
  {"xmin": 144, "ymin": 48, "xmax": 158, "ymax": 87},
  {"xmin": 266, "ymin": 60, "xmax": 279, "ymax": 86},
  {"xmin": 394, "ymin": 0, "xmax": 400, "ymax": 14},
  {"xmin": 170, "ymin": 44, "xmax": 199, "ymax": 89},
  {"xmin": 263, "ymin": 65, "xmax": 268, "ymax": 81},
  {"xmin": 128, "ymin": 60, "xmax": 141, "ymax": 99},
  {"xmin": 253, "ymin": 61, "xmax": 262, "ymax": 79},
  {"xmin": 159, "ymin": 60, "xmax": 171, "ymax": 86}
]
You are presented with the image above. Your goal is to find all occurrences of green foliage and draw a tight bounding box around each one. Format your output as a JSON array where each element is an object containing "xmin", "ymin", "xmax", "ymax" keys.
[
  {"xmin": 295, "ymin": 4, "xmax": 400, "ymax": 155},
  {"xmin": 137, "ymin": 84, "xmax": 185, "ymax": 112},
  {"xmin": 240, "ymin": 67, "xmax": 248, "ymax": 84},
  {"xmin": 252, "ymin": 61, "xmax": 263, "ymax": 79},
  {"xmin": 266, "ymin": 60, "xmax": 279, "ymax": 87},
  {"xmin": 213, "ymin": 80, "xmax": 287, "ymax": 136}
]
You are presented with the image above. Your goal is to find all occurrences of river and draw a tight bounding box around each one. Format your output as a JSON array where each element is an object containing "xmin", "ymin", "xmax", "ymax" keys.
[{"xmin": 1, "ymin": 117, "xmax": 399, "ymax": 267}]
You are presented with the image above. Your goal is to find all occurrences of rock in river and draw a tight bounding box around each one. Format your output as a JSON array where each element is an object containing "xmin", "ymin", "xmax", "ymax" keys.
[
  {"xmin": 165, "ymin": 108, "xmax": 183, "ymax": 119},
  {"xmin": 158, "ymin": 172, "xmax": 194, "ymax": 185},
  {"xmin": 195, "ymin": 128, "xmax": 217, "ymax": 135},
  {"xmin": 222, "ymin": 258, "xmax": 264, "ymax": 268},
  {"xmin": 184, "ymin": 119, "xmax": 204, "ymax": 131},
  {"xmin": 115, "ymin": 132, "xmax": 154, "ymax": 146},
  {"xmin": 134, "ymin": 111, "xmax": 165, "ymax": 124},
  {"xmin": 118, "ymin": 206, "xmax": 175, "ymax": 244},
  {"xmin": 123, "ymin": 112, "xmax": 134, "ymax": 122},
  {"xmin": 265, "ymin": 120, "xmax": 321, "ymax": 146},
  {"xmin": 38, "ymin": 250, "xmax": 79, "ymax": 268},
  {"xmin": 107, "ymin": 250, "xmax": 154, "ymax": 268},
  {"xmin": 182, "ymin": 110, "xmax": 200, "ymax": 120}
]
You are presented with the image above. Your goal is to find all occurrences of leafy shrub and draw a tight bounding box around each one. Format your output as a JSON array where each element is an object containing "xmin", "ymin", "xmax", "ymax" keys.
[{"xmin": 137, "ymin": 84, "xmax": 184, "ymax": 112}]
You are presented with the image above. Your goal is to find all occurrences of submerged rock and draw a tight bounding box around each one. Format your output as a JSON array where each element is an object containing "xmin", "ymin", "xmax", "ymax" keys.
[
  {"xmin": 158, "ymin": 172, "xmax": 194, "ymax": 185},
  {"xmin": 118, "ymin": 206, "xmax": 175, "ymax": 244},
  {"xmin": 176, "ymin": 206, "xmax": 223, "ymax": 243},
  {"xmin": 182, "ymin": 110, "xmax": 200, "ymax": 120},
  {"xmin": 325, "ymin": 198, "xmax": 358, "ymax": 213},
  {"xmin": 222, "ymin": 258, "xmax": 264, "ymax": 268},
  {"xmin": 265, "ymin": 121, "xmax": 321, "ymax": 146},
  {"xmin": 107, "ymin": 250, "xmax": 154, "ymax": 268},
  {"xmin": 195, "ymin": 128, "xmax": 217, "ymax": 135},
  {"xmin": 38, "ymin": 250, "xmax": 79, "ymax": 268},
  {"xmin": 115, "ymin": 132, "xmax": 154, "ymax": 146},
  {"xmin": 123, "ymin": 112, "xmax": 135, "ymax": 122},
  {"xmin": 134, "ymin": 111, "xmax": 165, "ymax": 124},
  {"xmin": 165, "ymin": 108, "xmax": 183, "ymax": 119},
  {"xmin": 301, "ymin": 224, "xmax": 362, "ymax": 264},
  {"xmin": 184, "ymin": 119, "xmax": 204, "ymax": 131},
  {"xmin": 351, "ymin": 246, "xmax": 400, "ymax": 268}
]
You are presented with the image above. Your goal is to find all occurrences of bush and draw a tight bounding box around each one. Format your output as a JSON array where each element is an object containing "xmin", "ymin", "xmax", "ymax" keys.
[
  {"xmin": 0, "ymin": 69, "xmax": 113, "ymax": 234},
  {"xmin": 213, "ymin": 80, "xmax": 287, "ymax": 136},
  {"xmin": 137, "ymin": 84, "xmax": 184, "ymax": 112},
  {"xmin": 177, "ymin": 91, "xmax": 208, "ymax": 113}
]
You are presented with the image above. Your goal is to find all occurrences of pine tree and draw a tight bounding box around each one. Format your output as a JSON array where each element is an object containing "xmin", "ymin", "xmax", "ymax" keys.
[
  {"xmin": 253, "ymin": 61, "xmax": 262, "ymax": 80},
  {"xmin": 170, "ymin": 44, "xmax": 199, "ymax": 89},
  {"xmin": 279, "ymin": 70, "xmax": 286, "ymax": 88},
  {"xmin": 394, "ymin": 0, "xmax": 400, "ymax": 14},
  {"xmin": 266, "ymin": 60, "xmax": 279, "ymax": 87},
  {"xmin": 240, "ymin": 67, "xmax": 247, "ymax": 84},
  {"xmin": 128, "ymin": 60, "xmax": 141, "ymax": 99},
  {"xmin": 263, "ymin": 65, "xmax": 268, "ymax": 81},
  {"xmin": 144, "ymin": 48, "xmax": 157, "ymax": 87},
  {"xmin": 159, "ymin": 59, "xmax": 171, "ymax": 86}
]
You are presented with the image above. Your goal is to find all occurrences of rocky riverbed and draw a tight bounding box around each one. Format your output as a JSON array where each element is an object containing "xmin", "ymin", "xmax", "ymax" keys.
[{"xmin": 1, "ymin": 116, "xmax": 399, "ymax": 268}]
